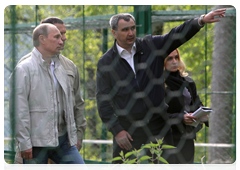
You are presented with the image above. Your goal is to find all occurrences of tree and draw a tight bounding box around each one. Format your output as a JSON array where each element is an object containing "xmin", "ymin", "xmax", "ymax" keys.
[{"xmin": 208, "ymin": 5, "xmax": 236, "ymax": 163}]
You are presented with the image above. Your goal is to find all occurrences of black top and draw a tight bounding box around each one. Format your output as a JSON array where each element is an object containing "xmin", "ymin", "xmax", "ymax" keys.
[{"xmin": 165, "ymin": 70, "xmax": 206, "ymax": 139}]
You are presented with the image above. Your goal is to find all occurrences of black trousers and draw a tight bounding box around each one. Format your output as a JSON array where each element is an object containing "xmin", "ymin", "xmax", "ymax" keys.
[
  {"xmin": 112, "ymin": 118, "xmax": 176, "ymax": 164},
  {"xmin": 172, "ymin": 137, "xmax": 195, "ymax": 164}
]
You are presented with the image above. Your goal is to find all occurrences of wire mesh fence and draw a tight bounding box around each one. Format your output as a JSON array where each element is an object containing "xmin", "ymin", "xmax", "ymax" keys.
[{"xmin": 4, "ymin": 5, "xmax": 236, "ymax": 164}]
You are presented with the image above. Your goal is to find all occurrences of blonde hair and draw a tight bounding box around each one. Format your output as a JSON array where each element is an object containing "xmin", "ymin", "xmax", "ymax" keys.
[{"xmin": 164, "ymin": 48, "xmax": 188, "ymax": 77}]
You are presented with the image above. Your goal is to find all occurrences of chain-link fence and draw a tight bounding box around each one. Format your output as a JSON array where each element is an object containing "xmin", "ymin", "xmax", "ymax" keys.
[{"xmin": 4, "ymin": 5, "xmax": 236, "ymax": 164}]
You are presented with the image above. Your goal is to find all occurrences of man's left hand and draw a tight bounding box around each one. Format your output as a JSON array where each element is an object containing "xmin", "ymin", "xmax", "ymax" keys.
[
  {"xmin": 75, "ymin": 140, "xmax": 82, "ymax": 151},
  {"xmin": 202, "ymin": 8, "xmax": 226, "ymax": 24}
]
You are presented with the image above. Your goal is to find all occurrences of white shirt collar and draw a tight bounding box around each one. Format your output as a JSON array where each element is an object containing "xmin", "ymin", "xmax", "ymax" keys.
[
  {"xmin": 116, "ymin": 42, "xmax": 136, "ymax": 74},
  {"xmin": 41, "ymin": 55, "xmax": 54, "ymax": 66},
  {"xmin": 116, "ymin": 42, "xmax": 136, "ymax": 56},
  {"xmin": 50, "ymin": 60, "xmax": 54, "ymax": 66}
]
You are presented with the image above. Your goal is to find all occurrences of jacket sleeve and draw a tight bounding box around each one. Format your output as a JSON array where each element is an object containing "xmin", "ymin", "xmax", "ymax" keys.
[
  {"xmin": 152, "ymin": 18, "xmax": 203, "ymax": 58},
  {"xmin": 73, "ymin": 65, "xmax": 87, "ymax": 143},
  {"xmin": 96, "ymin": 60, "xmax": 124, "ymax": 136},
  {"xmin": 188, "ymin": 79, "xmax": 211, "ymax": 137},
  {"xmin": 190, "ymin": 80, "xmax": 209, "ymax": 127},
  {"xmin": 189, "ymin": 79, "xmax": 204, "ymax": 111},
  {"xmin": 168, "ymin": 112, "xmax": 184, "ymax": 122},
  {"xmin": 9, "ymin": 66, "xmax": 32, "ymax": 151}
]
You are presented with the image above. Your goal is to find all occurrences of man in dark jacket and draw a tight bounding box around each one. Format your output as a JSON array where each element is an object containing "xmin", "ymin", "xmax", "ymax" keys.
[{"xmin": 96, "ymin": 9, "xmax": 226, "ymax": 164}]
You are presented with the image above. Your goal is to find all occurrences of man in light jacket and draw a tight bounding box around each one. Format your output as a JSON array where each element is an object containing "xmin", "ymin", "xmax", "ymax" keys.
[
  {"xmin": 9, "ymin": 23, "xmax": 85, "ymax": 164},
  {"xmin": 14, "ymin": 18, "xmax": 87, "ymax": 164}
]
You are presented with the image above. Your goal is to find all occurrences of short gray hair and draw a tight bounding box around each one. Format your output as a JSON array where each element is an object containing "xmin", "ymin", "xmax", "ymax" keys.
[
  {"xmin": 109, "ymin": 13, "xmax": 135, "ymax": 31},
  {"xmin": 32, "ymin": 23, "xmax": 53, "ymax": 47}
]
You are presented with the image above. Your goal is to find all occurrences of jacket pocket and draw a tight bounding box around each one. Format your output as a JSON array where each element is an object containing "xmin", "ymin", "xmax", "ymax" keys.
[
  {"xmin": 30, "ymin": 108, "xmax": 49, "ymax": 137},
  {"xmin": 66, "ymin": 70, "xmax": 75, "ymax": 88}
]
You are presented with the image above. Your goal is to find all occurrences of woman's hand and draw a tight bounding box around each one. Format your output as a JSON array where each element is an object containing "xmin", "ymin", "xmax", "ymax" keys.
[
  {"xmin": 184, "ymin": 113, "xmax": 198, "ymax": 124},
  {"xmin": 199, "ymin": 115, "xmax": 209, "ymax": 122}
]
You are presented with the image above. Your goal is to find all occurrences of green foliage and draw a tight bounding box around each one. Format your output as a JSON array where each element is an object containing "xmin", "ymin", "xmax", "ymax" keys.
[
  {"xmin": 112, "ymin": 138, "xmax": 175, "ymax": 164},
  {"xmin": 152, "ymin": 5, "xmax": 213, "ymax": 11}
]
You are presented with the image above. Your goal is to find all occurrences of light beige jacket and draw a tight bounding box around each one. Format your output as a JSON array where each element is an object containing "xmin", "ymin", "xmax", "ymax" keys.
[
  {"xmin": 58, "ymin": 54, "xmax": 86, "ymax": 142},
  {"xmin": 9, "ymin": 48, "xmax": 78, "ymax": 152},
  {"xmin": 15, "ymin": 52, "xmax": 87, "ymax": 143}
]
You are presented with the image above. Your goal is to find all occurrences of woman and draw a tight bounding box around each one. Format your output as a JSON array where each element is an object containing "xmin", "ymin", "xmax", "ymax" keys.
[{"xmin": 164, "ymin": 49, "xmax": 208, "ymax": 164}]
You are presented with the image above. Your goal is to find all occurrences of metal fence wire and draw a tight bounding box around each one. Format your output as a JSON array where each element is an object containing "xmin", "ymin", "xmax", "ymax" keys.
[{"xmin": 4, "ymin": 5, "xmax": 236, "ymax": 164}]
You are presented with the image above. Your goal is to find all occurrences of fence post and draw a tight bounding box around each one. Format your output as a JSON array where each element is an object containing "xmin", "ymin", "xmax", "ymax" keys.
[
  {"xmin": 233, "ymin": 6, "xmax": 238, "ymax": 170},
  {"xmin": 133, "ymin": 5, "xmax": 152, "ymax": 38},
  {"xmin": 9, "ymin": 5, "xmax": 17, "ymax": 164},
  {"xmin": 100, "ymin": 28, "xmax": 108, "ymax": 162},
  {"xmin": 35, "ymin": 5, "xmax": 38, "ymax": 27},
  {"xmin": 203, "ymin": 5, "xmax": 208, "ymax": 164},
  {"xmin": 82, "ymin": 5, "xmax": 86, "ymax": 160}
]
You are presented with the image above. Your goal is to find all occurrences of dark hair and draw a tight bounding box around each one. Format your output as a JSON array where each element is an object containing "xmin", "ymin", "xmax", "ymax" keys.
[
  {"xmin": 41, "ymin": 17, "xmax": 64, "ymax": 24},
  {"xmin": 109, "ymin": 13, "xmax": 135, "ymax": 31}
]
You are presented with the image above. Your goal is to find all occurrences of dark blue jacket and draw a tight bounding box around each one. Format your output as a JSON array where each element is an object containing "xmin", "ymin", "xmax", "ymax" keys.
[{"xmin": 96, "ymin": 18, "xmax": 203, "ymax": 136}]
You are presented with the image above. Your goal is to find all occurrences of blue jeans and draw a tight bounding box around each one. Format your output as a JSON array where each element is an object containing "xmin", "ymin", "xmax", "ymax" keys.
[{"xmin": 23, "ymin": 133, "xmax": 85, "ymax": 164}]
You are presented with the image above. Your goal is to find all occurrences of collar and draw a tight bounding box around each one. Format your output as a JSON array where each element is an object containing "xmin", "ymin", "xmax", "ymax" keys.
[
  {"xmin": 113, "ymin": 38, "xmax": 141, "ymax": 53},
  {"xmin": 34, "ymin": 47, "xmax": 42, "ymax": 56},
  {"xmin": 52, "ymin": 55, "xmax": 60, "ymax": 68},
  {"xmin": 32, "ymin": 47, "xmax": 48, "ymax": 66},
  {"xmin": 33, "ymin": 47, "xmax": 60, "ymax": 68},
  {"xmin": 116, "ymin": 42, "xmax": 136, "ymax": 56}
]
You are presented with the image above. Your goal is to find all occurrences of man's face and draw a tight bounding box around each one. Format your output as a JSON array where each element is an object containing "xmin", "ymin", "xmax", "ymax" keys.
[
  {"xmin": 54, "ymin": 23, "xmax": 67, "ymax": 50},
  {"xmin": 43, "ymin": 26, "xmax": 63, "ymax": 55},
  {"xmin": 165, "ymin": 50, "xmax": 179, "ymax": 72},
  {"xmin": 112, "ymin": 18, "xmax": 136, "ymax": 50}
]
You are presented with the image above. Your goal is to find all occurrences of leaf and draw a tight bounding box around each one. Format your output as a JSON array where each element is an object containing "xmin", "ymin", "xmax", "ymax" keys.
[
  {"xmin": 150, "ymin": 143, "xmax": 159, "ymax": 148},
  {"xmin": 163, "ymin": 164, "xmax": 173, "ymax": 170},
  {"xmin": 125, "ymin": 151, "xmax": 134, "ymax": 158},
  {"xmin": 137, "ymin": 148, "xmax": 143, "ymax": 154},
  {"xmin": 139, "ymin": 156, "xmax": 152, "ymax": 162},
  {"xmin": 156, "ymin": 138, "xmax": 163, "ymax": 145},
  {"xmin": 141, "ymin": 144, "xmax": 151, "ymax": 149},
  {"xmin": 158, "ymin": 150, "xmax": 163, "ymax": 156},
  {"xmin": 161, "ymin": 145, "xmax": 176, "ymax": 149},
  {"xmin": 132, "ymin": 149, "xmax": 138, "ymax": 156},
  {"xmin": 154, "ymin": 150, "xmax": 159, "ymax": 155},
  {"xmin": 150, "ymin": 148, "xmax": 155, "ymax": 154},
  {"xmin": 158, "ymin": 157, "xmax": 169, "ymax": 164},
  {"xmin": 112, "ymin": 156, "xmax": 122, "ymax": 162},
  {"xmin": 127, "ymin": 158, "xmax": 137, "ymax": 164},
  {"xmin": 120, "ymin": 150, "xmax": 124, "ymax": 157},
  {"xmin": 154, "ymin": 149, "xmax": 163, "ymax": 157},
  {"xmin": 142, "ymin": 162, "xmax": 154, "ymax": 170}
]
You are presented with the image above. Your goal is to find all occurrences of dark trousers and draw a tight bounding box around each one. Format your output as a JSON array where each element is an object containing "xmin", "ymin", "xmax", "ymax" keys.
[
  {"xmin": 112, "ymin": 118, "xmax": 176, "ymax": 164},
  {"xmin": 172, "ymin": 137, "xmax": 195, "ymax": 164}
]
